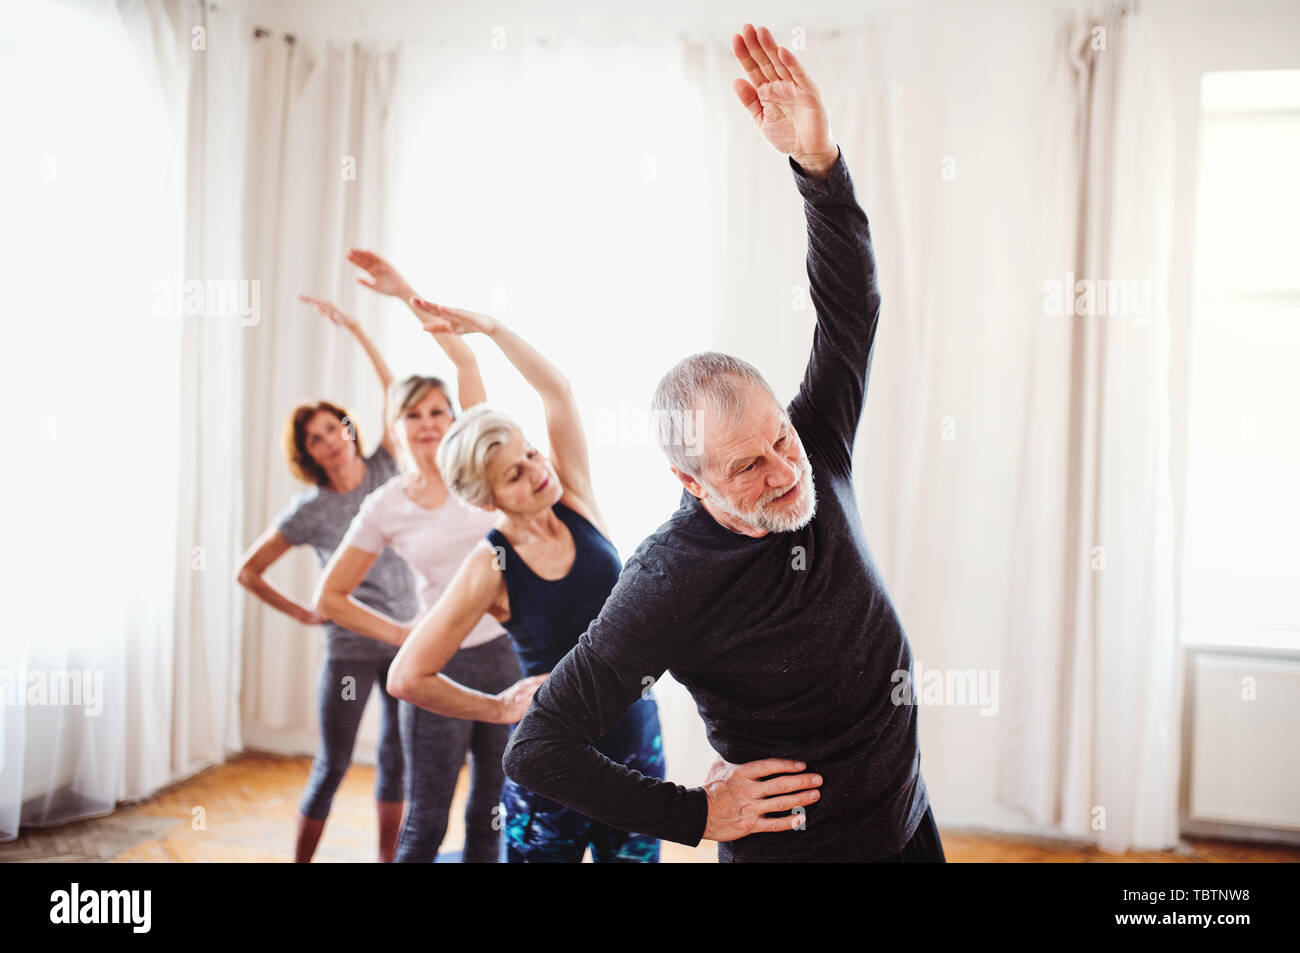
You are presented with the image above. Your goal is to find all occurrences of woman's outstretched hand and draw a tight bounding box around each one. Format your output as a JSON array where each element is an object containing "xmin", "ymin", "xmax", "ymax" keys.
[
  {"xmin": 347, "ymin": 248, "xmax": 415, "ymax": 299},
  {"xmin": 298, "ymin": 294, "xmax": 358, "ymax": 331},
  {"xmin": 409, "ymin": 296, "xmax": 500, "ymax": 337},
  {"xmin": 731, "ymin": 24, "xmax": 839, "ymax": 177}
]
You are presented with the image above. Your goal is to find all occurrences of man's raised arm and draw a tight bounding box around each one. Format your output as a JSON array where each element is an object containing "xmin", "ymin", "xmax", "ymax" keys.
[
  {"xmin": 732, "ymin": 24, "xmax": 881, "ymax": 466},
  {"xmin": 788, "ymin": 148, "xmax": 881, "ymax": 467}
]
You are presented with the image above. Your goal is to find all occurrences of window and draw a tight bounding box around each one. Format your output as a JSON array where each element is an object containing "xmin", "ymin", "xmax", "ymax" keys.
[{"xmin": 1181, "ymin": 70, "xmax": 1300, "ymax": 646}]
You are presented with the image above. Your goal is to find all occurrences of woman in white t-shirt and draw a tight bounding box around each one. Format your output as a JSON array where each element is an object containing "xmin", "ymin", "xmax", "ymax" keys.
[{"xmin": 316, "ymin": 251, "xmax": 535, "ymax": 862}]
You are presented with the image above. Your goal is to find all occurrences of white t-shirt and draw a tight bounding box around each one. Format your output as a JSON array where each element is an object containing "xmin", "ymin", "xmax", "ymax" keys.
[{"xmin": 341, "ymin": 475, "xmax": 507, "ymax": 649}]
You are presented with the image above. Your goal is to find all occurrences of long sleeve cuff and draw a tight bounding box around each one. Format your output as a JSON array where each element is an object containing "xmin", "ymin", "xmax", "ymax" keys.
[
  {"xmin": 789, "ymin": 146, "xmax": 854, "ymax": 200},
  {"xmin": 679, "ymin": 787, "xmax": 710, "ymax": 847}
]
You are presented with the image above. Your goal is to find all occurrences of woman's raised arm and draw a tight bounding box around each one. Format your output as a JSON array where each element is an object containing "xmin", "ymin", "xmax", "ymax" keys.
[
  {"xmin": 409, "ymin": 298, "xmax": 603, "ymax": 531},
  {"xmin": 298, "ymin": 294, "xmax": 397, "ymax": 455},
  {"xmin": 347, "ymin": 249, "xmax": 488, "ymax": 410}
]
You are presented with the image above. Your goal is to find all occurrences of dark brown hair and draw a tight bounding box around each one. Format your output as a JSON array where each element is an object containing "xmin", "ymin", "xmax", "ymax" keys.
[{"xmin": 283, "ymin": 401, "xmax": 364, "ymax": 487}]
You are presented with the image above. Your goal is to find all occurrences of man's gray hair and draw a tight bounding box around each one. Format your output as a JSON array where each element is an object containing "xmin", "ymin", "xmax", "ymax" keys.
[{"xmin": 650, "ymin": 352, "xmax": 778, "ymax": 477}]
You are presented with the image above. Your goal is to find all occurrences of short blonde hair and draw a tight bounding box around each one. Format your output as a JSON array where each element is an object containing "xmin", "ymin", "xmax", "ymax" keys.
[{"xmin": 436, "ymin": 404, "xmax": 520, "ymax": 507}]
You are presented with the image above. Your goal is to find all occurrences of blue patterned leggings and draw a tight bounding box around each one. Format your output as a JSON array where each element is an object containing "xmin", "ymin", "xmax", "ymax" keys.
[{"xmin": 502, "ymin": 696, "xmax": 664, "ymax": 863}]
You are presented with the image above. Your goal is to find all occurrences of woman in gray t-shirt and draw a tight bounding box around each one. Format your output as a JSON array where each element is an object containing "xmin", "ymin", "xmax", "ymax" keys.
[{"xmin": 235, "ymin": 292, "xmax": 485, "ymax": 862}]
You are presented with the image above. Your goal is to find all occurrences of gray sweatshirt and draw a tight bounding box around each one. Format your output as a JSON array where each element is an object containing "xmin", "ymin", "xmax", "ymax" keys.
[{"xmin": 502, "ymin": 148, "xmax": 930, "ymax": 862}]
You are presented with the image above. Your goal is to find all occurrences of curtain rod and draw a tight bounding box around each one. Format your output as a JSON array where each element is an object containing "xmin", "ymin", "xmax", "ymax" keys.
[
  {"xmin": 252, "ymin": 27, "xmax": 295, "ymax": 44},
  {"xmin": 198, "ymin": 0, "xmax": 295, "ymax": 43}
]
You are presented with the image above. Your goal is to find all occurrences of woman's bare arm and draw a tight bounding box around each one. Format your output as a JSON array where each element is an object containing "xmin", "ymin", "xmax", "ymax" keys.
[
  {"xmin": 299, "ymin": 294, "xmax": 398, "ymax": 456},
  {"xmin": 234, "ymin": 527, "xmax": 328, "ymax": 625},
  {"xmin": 347, "ymin": 248, "xmax": 489, "ymax": 411},
  {"xmin": 409, "ymin": 298, "xmax": 607, "ymax": 534},
  {"xmin": 387, "ymin": 543, "xmax": 545, "ymax": 723},
  {"xmin": 314, "ymin": 544, "xmax": 411, "ymax": 646}
]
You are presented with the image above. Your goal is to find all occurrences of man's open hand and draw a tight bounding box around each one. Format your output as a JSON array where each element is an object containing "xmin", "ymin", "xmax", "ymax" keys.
[
  {"xmin": 731, "ymin": 24, "xmax": 838, "ymax": 177},
  {"xmin": 702, "ymin": 756, "xmax": 823, "ymax": 841}
]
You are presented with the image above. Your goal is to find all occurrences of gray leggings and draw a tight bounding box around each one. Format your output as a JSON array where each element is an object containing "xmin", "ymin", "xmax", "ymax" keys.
[
  {"xmin": 395, "ymin": 634, "xmax": 521, "ymax": 863},
  {"xmin": 300, "ymin": 656, "xmax": 404, "ymax": 821}
]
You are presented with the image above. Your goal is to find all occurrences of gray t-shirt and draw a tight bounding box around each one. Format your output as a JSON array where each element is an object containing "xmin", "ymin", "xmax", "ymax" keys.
[{"xmin": 275, "ymin": 443, "xmax": 419, "ymax": 661}]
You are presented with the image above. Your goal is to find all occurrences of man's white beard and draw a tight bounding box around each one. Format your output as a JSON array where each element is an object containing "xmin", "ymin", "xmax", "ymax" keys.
[{"xmin": 704, "ymin": 455, "xmax": 817, "ymax": 534}]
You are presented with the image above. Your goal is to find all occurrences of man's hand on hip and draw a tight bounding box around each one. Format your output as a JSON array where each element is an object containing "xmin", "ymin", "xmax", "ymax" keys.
[
  {"xmin": 702, "ymin": 756, "xmax": 823, "ymax": 841},
  {"xmin": 730, "ymin": 23, "xmax": 839, "ymax": 178}
]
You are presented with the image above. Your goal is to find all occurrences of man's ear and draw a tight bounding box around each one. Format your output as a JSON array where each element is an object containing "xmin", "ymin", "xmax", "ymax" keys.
[{"xmin": 670, "ymin": 465, "xmax": 708, "ymax": 501}]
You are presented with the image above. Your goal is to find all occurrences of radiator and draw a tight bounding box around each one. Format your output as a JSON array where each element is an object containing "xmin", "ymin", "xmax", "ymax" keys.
[{"xmin": 1187, "ymin": 652, "xmax": 1300, "ymax": 831}]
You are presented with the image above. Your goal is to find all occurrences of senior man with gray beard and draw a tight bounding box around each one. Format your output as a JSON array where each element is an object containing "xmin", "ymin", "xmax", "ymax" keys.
[{"xmin": 502, "ymin": 23, "xmax": 942, "ymax": 863}]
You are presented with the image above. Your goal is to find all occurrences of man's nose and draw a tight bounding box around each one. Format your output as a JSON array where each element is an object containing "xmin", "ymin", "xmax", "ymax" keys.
[{"xmin": 769, "ymin": 452, "xmax": 798, "ymax": 485}]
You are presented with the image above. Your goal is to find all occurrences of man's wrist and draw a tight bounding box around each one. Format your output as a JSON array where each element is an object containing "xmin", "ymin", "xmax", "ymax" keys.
[
  {"xmin": 792, "ymin": 145, "xmax": 841, "ymax": 178},
  {"xmin": 688, "ymin": 786, "xmax": 712, "ymax": 846}
]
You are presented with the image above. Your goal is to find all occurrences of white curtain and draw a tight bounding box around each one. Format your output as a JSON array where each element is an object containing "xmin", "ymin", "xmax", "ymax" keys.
[
  {"xmin": 237, "ymin": 30, "xmax": 401, "ymax": 756},
  {"xmin": 0, "ymin": 0, "xmax": 247, "ymax": 839},
  {"xmin": 997, "ymin": 2, "xmax": 1181, "ymax": 851},
  {"xmin": 686, "ymin": 0, "xmax": 1179, "ymax": 850}
]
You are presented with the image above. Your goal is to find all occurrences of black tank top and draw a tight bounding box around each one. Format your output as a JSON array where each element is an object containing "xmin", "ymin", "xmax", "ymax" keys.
[{"xmin": 487, "ymin": 499, "xmax": 622, "ymax": 677}]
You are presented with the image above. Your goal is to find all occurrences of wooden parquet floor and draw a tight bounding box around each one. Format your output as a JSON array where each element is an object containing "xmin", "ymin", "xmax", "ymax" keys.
[{"xmin": 2, "ymin": 752, "xmax": 1296, "ymax": 863}]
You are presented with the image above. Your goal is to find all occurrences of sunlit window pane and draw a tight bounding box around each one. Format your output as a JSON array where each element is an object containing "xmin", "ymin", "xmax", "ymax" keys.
[
  {"xmin": 1182, "ymin": 300, "xmax": 1300, "ymax": 629},
  {"xmin": 1201, "ymin": 69, "xmax": 1300, "ymax": 113},
  {"xmin": 1183, "ymin": 70, "xmax": 1300, "ymax": 641},
  {"xmin": 1192, "ymin": 116, "xmax": 1300, "ymax": 296}
]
